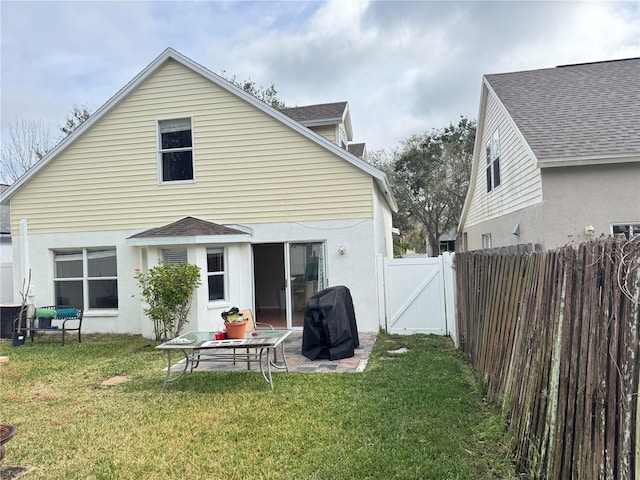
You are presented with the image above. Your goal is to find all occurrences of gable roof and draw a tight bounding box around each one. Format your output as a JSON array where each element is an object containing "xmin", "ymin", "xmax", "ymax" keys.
[
  {"xmin": 458, "ymin": 57, "xmax": 640, "ymax": 236},
  {"xmin": 485, "ymin": 58, "xmax": 640, "ymax": 165},
  {"xmin": 1, "ymin": 48, "xmax": 396, "ymax": 212},
  {"xmin": 279, "ymin": 101, "xmax": 348, "ymax": 124},
  {"xmin": 279, "ymin": 101, "xmax": 353, "ymax": 141},
  {"xmin": 126, "ymin": 216, "xmax": 251, "ymax": 246},
  {"xmin": 128, "ymin": 216, "xmax": 246, "ymax": 238},
  {"xmin": 347, "ymin": 143, "xmax": 366, "ymax": 159}
]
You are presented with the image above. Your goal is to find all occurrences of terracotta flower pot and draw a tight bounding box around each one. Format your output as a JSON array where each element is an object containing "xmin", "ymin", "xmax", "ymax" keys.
[
  {"xmin": 225, "ymin": 320, "xmax": 248, "ymax": 339},
  {"xmin": 0, "ymin": 424, "xmax": 17, "ymax": 463}
]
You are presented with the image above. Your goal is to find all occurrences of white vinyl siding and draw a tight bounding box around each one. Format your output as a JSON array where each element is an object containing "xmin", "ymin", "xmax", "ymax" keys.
[
  {"xmin": 10, "ymin": 59, "xmax": 373, "ymax": 234},
  {"xmin": 465, "ymin": 90, "xmax": 543, "ymax": 227}
]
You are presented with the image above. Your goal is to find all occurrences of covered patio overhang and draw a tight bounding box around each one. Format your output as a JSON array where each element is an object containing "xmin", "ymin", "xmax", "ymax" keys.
[{"xmin": 125, "ymin": 216, "xmax": 253, "ymax": 246}]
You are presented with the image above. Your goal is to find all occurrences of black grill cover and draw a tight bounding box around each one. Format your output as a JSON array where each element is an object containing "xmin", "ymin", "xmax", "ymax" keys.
[{"xmin": 302, "ymin": 286, "xmax": 359, "ymax": 360}]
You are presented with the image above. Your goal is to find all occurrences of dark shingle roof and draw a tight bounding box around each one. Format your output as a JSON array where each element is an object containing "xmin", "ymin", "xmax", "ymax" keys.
[
  {"xmin": 279, "ymin": 102, "xmax": 347, "ymax": 124},
  {"xmin": 348, "ymin": 143, "xmax": 365, "ymax": 159},
  {"xmin": 485, "ymin": 58, "xmax": 640, "ymax": 161},
  {"xmin": 128, "ymin": 216, "xmax": 246, "ymax": 239}
]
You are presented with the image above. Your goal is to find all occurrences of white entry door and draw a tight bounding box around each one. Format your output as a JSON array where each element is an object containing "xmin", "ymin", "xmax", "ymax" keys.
[{"xmin": 384, "ymin": 257, "xmax": 446, "ymax": 335}]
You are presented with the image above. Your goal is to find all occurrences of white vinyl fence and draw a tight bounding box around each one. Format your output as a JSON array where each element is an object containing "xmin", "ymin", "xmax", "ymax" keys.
[{"xmin": 376, "ymin": 253, "xmax": 457, "ymax": 344}]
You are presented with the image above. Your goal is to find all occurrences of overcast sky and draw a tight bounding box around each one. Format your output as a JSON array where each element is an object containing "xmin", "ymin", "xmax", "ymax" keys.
[{"xmin": 1, "ymin": 1, "xmax": 639, "ymax": 153}]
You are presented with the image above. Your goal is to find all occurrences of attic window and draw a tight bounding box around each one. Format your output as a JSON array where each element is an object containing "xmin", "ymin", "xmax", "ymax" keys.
[
  {"xmin": 158, "ymin": 118, "xmax": 194, "ymax": 183},
  {"xmin": 486, "ymin": 130, "xmax": 501, "ymax": 192}
]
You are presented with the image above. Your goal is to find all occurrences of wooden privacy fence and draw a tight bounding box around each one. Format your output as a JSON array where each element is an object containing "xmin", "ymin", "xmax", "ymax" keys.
[{"xmin": 456, "ymin": 237, "xmax": 640, "ymax": 479}]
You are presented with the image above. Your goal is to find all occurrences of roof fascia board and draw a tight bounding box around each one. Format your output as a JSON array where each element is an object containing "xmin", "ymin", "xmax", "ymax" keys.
[
  {"xmin": 484, "ymin": 80, "xmax": 539, "ymax": 165},
  {"xmin": 126, "ymin": 233, "xmax": 252, "ymax": 246},
  {"xmin": 457, "ymin": 80, "xmax": 488, "ymax": 234},
  {"xmin": 538, "ymin": 153, "xmax": 639, "ymax": 168},
  {"xmin": 168, "ymin": 50, "xmax": 387, "ymax": 187},
  {"xmin": 299, "ymin": 118, "xmax": 343, "ymax": 127},
  {"xmin": 342, "ymin": 104, "xmax": 353, "ymax": 139},
  {"xmin": 457, "ymin": 77, "xmax": 540, "ymax": 234},
  {"xmin": 1, "ymin": 48, "xmax": 181, "ymax": 205},
  {"xmin": 1, "ymin": 48, "xmax": 396, "ymax": 212}
]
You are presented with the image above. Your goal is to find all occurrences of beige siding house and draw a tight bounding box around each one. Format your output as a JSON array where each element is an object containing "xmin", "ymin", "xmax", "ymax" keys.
[
  {"xmin": 459, "ymin": 58, "xmax": 640, "ymax": 251},
  {"xmin": 0, "ymin": 48, "xmax": 396, "ymax": 336}
]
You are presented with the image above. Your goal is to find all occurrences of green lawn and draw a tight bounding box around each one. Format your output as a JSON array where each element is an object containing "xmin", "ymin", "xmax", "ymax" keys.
[{"xmin": 0, "ymin": 332, "xmax": 514, "ymax": 479}]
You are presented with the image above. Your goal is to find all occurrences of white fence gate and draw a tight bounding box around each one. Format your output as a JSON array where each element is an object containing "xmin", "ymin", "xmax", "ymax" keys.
[{"xmin": 376, "ymin": 253, "xmax": 457, "ymax": 344}]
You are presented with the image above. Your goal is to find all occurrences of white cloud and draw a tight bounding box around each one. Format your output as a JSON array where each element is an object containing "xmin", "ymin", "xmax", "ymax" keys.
[{"xmin": 1, "ymin": 0, "xmax": 638, "ymax": 152}]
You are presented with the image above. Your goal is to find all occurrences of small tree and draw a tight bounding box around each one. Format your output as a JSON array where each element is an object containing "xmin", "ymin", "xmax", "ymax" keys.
[
  {"xmin": 59, "ymin": 104, "xmax": 91, "ymax": 137},
  {"xmin": 220, "ymin": 71, "xmax": 285, "ymax": 108},
  {"xmin": 134, "ymin": 263, "xmax": 202, "ymax": 341}
]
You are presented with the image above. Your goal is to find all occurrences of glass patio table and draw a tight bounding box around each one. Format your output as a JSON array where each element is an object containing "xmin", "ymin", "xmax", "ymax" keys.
[{"xmin": 155, "ymin": 329, "xmax": 291, "ymax": 391}]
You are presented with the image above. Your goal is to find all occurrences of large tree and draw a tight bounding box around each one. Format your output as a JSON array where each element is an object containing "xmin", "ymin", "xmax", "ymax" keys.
[
  {"xmin": 367, "ymin": 147, "xmax": 426, "ymax": 256},
  {"xmin": 391, "ymin": 117, "xmax": 476, "ymax": 256}
]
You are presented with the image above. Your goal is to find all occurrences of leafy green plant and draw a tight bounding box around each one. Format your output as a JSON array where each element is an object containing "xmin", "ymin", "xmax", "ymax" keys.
[{"xmin": 134, "ymin": 263, "xmax": 201, "ymax": 341}]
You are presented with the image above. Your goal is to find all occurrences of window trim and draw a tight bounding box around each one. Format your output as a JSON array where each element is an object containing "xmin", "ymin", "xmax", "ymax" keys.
[
  {"xmin": 53, "ymin": 247, "xmax": 118, "ymax": 312},
  {"xmin": 157, "ymin": 117, "xmax": 195, "ymax": 185},
  {"xmin": 481, "ymin": 233, "xmax": 492, "ymax": 250},
  {"xmin": 611, "ymin": 223, "xmax": 640, "ymax": 239},
  {"xmin": 486, "ymin": 129, "xmax": 501, "ymax": 193},
  {"xmin": 207, "ymin": 247, "xmax": 227, "ymax": 303}
]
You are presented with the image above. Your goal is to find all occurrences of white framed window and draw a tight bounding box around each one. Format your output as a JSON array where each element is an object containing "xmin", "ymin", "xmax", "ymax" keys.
[
  {"xmin": 611, "ymin": 223, "xmax": 640, "ymax": 239},
  {"xmin": 158, "ymin": 118, "xmax": 194, "ymax": 183},
  {"xmin": 207, "ymin": 247, "xmax": 226, "ymax": 301},
  {"xmin": 486, "ymin": 130, "xmax": 501, "ymax": 192},
  {"xmin": 54, "ymin": 248, "xmax": 118, "ymax": 310},
  {"xmin": 482, "ymin": 233, "xmax": 492, "ymax": 249}
]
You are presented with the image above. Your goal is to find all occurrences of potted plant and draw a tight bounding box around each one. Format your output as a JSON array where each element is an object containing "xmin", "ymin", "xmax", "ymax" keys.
[{"xmin": 221, "ymin": 307, "xmax": 247, "ymax": 339}]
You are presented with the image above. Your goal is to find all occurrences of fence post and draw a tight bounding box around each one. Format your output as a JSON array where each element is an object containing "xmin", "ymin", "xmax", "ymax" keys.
[
  {"xmin": 375, "ymin": 254, "xmax": 387, "ymax": 331},
  {"xmin": 441, "ymin": 253, "xmax": 458, "ymax": 346}
]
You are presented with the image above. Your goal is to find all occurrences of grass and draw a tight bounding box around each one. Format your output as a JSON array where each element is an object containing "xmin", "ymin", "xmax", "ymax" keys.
[{"xmin": 0, "ymin": 332, "xmax": 515, "ymax": 479}]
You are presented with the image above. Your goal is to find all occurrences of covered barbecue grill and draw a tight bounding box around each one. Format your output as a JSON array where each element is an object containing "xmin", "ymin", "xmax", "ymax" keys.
[{"xmin": 301, "ymin": 285, "xmax": 359, "ymax": 360}]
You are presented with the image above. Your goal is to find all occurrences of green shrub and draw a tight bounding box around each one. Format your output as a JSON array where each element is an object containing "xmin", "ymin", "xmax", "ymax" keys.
[{"xmin": 134, "ymin": 263, "xmax": 201, "ymax": 341}]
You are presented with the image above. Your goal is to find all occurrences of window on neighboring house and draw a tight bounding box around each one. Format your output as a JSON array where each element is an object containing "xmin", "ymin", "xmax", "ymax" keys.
[
  {"xmin": 162, "ymin": 248, "xmax": 188, "ymax": 265},
  {"xmin": 54, "ymin": 248, "xmax": 118, "ymax": 310},
  {"xmin": 612, "ymin": 223, "xmax": 640, "ymax": 239},
  {"xmin": 482, "ymin": 233, "xmax": 492, "ymax": 249},
  {"xmin": 158, "ymin": 118, "xmax": 193, "ymax": 182},
  {"xmin": 207, "ymin": 248, "xmax": 226, "ymax": 301},
  {"xmin": 486, "ymin": 130, "xmax": 501, "ymax": 192}
]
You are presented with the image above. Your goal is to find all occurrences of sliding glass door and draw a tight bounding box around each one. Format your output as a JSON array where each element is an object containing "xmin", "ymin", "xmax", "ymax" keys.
[{"xmin": 288, "ymin": 242, "xmax": 325, "ymax": 328}]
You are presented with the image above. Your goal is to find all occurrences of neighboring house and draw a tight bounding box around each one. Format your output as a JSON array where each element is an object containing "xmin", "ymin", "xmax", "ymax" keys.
[
  {"xmin": 458, "ymin": 58, "xmax": 640, "ymax": 251},
  {"xmin": 0, "ymin": 184, "xmax": 13, "ymax": 303},
  {"xmin": 0, "ymin": 48, "xmax": 397, "ymax": 337}
]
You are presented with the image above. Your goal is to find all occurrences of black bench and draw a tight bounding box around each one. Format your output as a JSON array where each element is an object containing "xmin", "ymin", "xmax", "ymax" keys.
[{"xmin": 25, "ymin": 306, "xmax": 83, "ymax": 346}]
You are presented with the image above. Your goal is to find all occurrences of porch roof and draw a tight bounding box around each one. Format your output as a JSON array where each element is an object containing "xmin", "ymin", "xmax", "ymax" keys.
[{"xmin": 126, "ymin": 216, "xmax": 252, "ymax": 246}]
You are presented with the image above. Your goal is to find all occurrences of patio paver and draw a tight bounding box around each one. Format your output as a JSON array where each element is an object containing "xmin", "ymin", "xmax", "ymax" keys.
[{"xmin": 193, "ymin": 330, "xmax": 377, "ymax": 373}]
